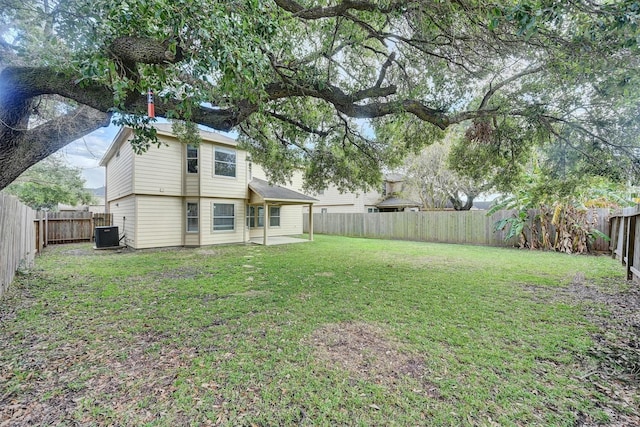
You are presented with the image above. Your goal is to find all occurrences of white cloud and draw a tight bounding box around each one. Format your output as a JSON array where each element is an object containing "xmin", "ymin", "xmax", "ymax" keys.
[{"xmin": 56, "ymin": 124, "xmax": 120, "ymax": 188}]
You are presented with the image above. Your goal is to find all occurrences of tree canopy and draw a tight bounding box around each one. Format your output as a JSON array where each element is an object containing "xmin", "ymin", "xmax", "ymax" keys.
[
  {"xmin": 1, "ymin": 0, "xmax": 639, "ymax": 192},
  {"xmin": 4, "ymin": 154, "xmax": 94, "ymax": 210},
  {"xmin": 402, "ymin": 129, "xmax": 489, "ymax": 210}
]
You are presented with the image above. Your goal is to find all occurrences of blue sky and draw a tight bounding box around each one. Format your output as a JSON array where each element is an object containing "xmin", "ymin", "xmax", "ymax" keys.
[{"xmin": 55, "ymin": 123, "xmax": 120, "ymax": 189}]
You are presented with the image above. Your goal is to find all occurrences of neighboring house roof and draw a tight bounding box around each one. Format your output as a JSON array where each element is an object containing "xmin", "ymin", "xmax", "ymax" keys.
[
  {"xmin": 376, "ymin": 196, "xmax": 421, "ymax": 208},
  {"xmin": 472, "ymin": 200, "xmax": 494, "ymax": 210},
  {"xmin": 249, "ymin": 178, "xmax": 317, "ymax": 205}
]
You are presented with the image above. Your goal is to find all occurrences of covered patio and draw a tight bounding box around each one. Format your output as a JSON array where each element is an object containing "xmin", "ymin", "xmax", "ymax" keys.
[{"xmin": 247, "ymin": 178, "xmax": 317, "ymax": 246}]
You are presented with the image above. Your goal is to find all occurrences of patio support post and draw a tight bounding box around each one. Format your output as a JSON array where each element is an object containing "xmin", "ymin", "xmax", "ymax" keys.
[
  {"xmin": 263, "ymin": 201, "xmax": 269, "ymax": 246},
  {"xmin": 309, "ymin": 204, "xmax": 313, "ymax": 241},
  {"xmin": 243, "ymin": 201, "xmax": 248, "ymax": 243}
]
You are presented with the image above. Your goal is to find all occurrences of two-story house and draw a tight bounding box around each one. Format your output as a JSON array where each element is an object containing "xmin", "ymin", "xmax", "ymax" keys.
[
  {"xmin": 99, "ymin": 124, "xmax": 316, "ymax": 249},
  {"xmin": 308, "ymin": 173, "xmax": 421, "ymax": 214}
]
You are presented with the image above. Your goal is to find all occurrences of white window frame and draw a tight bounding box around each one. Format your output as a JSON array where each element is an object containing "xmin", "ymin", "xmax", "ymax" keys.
[
  {"xmin": 214, "ymin": 147, "xmax": 236, "ymax": 178},
  {"xmin": 213, "ymin": 203, "xmax": 235, "ymax": 232},
  {"xmin": 186, "ymin": 202, "xmax": 199, "ymax": 233},
  {"xmin": 186, "ymin": 144, "xmax": 198, "ymax": 174},
  {"xmin": 269, "ymin": 206, "xmax": 281, "ymax": 227},
  {"xmin": 246, "ymin": 206, "xmax": 265, "ymax": 228}
]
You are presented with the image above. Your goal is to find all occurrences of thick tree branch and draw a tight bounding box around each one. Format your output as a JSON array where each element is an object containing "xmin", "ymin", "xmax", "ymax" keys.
[
  {"xmin": 108, "ymin": 36, "xmax": 183, "ymax": 65},
  {"xmin": 375, "ymin": 52, "xmax": 396, "ymax": 88},
  {"xmin": 0, "ymin": 106, "xmax": 111, "ymax": 189},
  {"xmin": 274, "ymin": 0, "xmax": 403, "ymax": 41},
  {"xmin": 479, "ymin": 65, "xmax": 544, "ymax": 109},
  {"xmin": 273, "ymin": 0, "xmax": 408, "ymax": 19},
  {"xmin": 2, "ymin": 63, "xmax": 453, "ymax": 151},
  {"xmin": 267, "ymin": 111, "xmax": 330, "ymax": 138}
]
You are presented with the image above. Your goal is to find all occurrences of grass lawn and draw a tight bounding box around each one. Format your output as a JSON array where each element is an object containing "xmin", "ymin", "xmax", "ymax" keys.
[{"xmin": 1, "ymin": 235, "xmax": 638, "ymax": 426}]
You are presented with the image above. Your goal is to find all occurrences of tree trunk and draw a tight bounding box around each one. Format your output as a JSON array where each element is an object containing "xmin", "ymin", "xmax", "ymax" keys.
[{"xmin": 450, "ymin": 193, "xmax": 475, "ymax": 211}]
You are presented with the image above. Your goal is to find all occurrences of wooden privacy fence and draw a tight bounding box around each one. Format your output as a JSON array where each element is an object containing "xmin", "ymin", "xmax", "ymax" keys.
[
  {"xmin": 304, "ymin": 208, "xmax": 611, "ymax": 251},
  {"xmin": 0, "ymin": 193, "xmax": 36, "ymax": 298},
  {"xmin": 36, "ymin": 211, "xmax": 113, "ymax": 245},
  {"xmin": 609, "ymin": 205, "xmax": 640, "ymax": 282}
]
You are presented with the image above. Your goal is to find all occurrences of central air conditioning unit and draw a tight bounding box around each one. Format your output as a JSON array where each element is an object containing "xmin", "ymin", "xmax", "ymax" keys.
[{"xmin": 95, "ymin": 226, "xmax": 120, "ymax": 248}]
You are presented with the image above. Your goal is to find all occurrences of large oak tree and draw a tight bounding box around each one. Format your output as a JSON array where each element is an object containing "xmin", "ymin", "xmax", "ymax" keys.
[{"xmin": 1, "ymin": 0, "xmax": 639, "ymax": 192}]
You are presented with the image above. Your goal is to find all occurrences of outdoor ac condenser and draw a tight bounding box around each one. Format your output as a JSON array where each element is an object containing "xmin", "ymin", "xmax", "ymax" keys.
[{"xmin": 95, "ymin": 226, "xmax": 119, "ymax": 248}]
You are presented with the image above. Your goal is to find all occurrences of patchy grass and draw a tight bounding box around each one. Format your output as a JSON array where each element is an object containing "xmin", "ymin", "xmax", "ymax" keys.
[{"xmin": 1, "ymin": 235, "xmax": 638, "ymax": 426}]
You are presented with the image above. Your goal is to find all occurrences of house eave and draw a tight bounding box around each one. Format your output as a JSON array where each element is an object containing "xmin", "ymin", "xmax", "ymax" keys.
[
  {"xmin": 252, "ymin": 197, "xmax": 317, "ymax": 205},
  {"xmin": 99, "ymin": 127, "xmax": 132, "ymax": 166},
  {"xmin": 153, "ymin": 123, "xmax": 238, "ymax": 148},
  {"xmin": 248, "ymin": 178, "xmax": 317, "ymax": 205}
]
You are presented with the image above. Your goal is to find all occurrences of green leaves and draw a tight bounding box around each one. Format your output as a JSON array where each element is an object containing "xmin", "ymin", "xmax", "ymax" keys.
[
  {"xmin": 112, "ymin": 114, "xmax": 161, "ymax": 154},
  {"xmin": 2, "ymin": 0, "xmax": 640, "ymax": 194},
  {"xmin": 5, "ymin": 155, "xmax": 94, "ymax": 210}
]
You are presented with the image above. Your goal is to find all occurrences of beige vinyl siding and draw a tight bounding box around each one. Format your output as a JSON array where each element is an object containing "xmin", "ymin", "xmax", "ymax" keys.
[
  {"xmin": 248, "ymin": 205, "xmax": 303, "ymax": 238},
  {"xmin": 310, "ymin": 184, "xmax": 382, "ymax": 213},
  {"xmin": 185, "ymin": 174, "xmax": 199, "ymax": 196},
  {"xmin": 287, "ymin": 171, "xmax": 306, "ymax": 194},
  {"xmin": 251, "ymin": 165, "xmax": 307, "ymax": 194},
  {"xmin": 313, "ymin": 204, "xmax": 361, "ymax": 214},
  {"xmin": 107, "ymin": 196, "xmax": 135, "ymax": 247},
  {"xmin": 134, "ymin": 138, "xmax": 183, "ymax": 196},
  {"xmin": 251, "ymin": 163, "xmax": 267, "ymax": 181},
  {"xmin": 105, "ymin": 141, "xmax": 134, "ymax": 201},
  {"xmin": 272, "ymin": 205, "xmax": 303, "ymax": 236},
  {"xmin": 199, "ymin": 144, "xmax": 249, "ymax": 199},
  {"xmin": 200, "ymin": 198, "xmax": 247, "ymax": 245},
  {"xmin": 135, "ymin": 196, "xmax": 183, "ymax": 249},
  {"xmin": 249, "ymin": 166, "xmax": 309, "ymax": 236}
]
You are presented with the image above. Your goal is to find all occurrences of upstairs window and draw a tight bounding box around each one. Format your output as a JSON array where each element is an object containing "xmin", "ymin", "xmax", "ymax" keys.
[
  {"xmin": 186, "ymin": 145, "xmax": 198, "ymax": 174},
  {"xmin": 214, "ymin": 147, "xmax": 236, "ymax": 177}
]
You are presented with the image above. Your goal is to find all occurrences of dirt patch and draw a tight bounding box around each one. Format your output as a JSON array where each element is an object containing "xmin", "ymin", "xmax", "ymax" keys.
[
  {"xmin": 125, "ymin": 266, "xmax": 218, "ymax": 283},
  {"xmin": 0, "ymin": 331, "xmax": 195, "ymax": 426},
  {"xmin": 158, "ymin": 266, "xmax": 215, "ymax": 280},
  {"xmin": 307, "ymin": 322, "xmax": 439, "ymax": 397},
  {"xmin": 314, "ymin": 271, "xmax": 335, "ymax": 277},
  {"xmin": 232, "ymin": 290, "xmax": 271, "ymax": 298},
  {"xmin": 523, "ymin": 277, "xmax": 640, "ymax": 425},
  {"xmin": 526, "ymin": 278, "xmax": 640, "ymax": 381},
  {"xmin": 196, "ymin": 249, "xmax": 221, "ymax": 256}
]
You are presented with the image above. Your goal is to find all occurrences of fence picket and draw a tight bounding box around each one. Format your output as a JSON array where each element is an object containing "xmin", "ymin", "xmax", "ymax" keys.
[
  {"xmin": 37, "ymin": 211, "xmax": 113, "ymax": 243},
  {"xmin": 0, "ymin": 193, "xmax": 36, "ymax": 298},
  {"xmin": 304, "ymin": 208, "xmax": 612, "ymax": 251},
  {"xmin": 610, "ymin": 206, "xmax": 640, "ymax": 282}
]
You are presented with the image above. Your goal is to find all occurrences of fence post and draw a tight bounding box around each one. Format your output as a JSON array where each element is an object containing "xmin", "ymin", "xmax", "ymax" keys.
[
  {"xmin": 44, "ymin": 210, "xmax": 48, "ymax": 247},
  {"xmin": 621, "ymin": 215, "xmax": 628, "ymax": 266},
  {"xmin": 627, "ymin": 216, "xmax": 636, "ymax": 281},
  {"xmin": 609, "ymin": 217, "xmax": 617, "ymax": 259}
]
